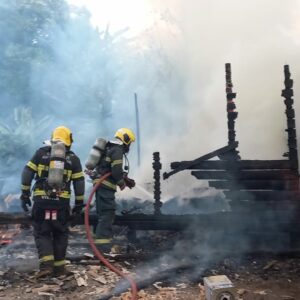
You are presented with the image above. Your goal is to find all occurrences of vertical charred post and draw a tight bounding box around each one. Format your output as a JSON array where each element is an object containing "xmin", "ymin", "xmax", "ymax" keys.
[
  {"xmin": 224, "ymin": 63, "xmax": 240, "ymax": 160},
  {"xmin": 282, "ymin": 65, "xmax": 298, "ymax": 170},
  {"xmin": 153, "ymin": 152, "xmax": 162, "ymax": 214}
]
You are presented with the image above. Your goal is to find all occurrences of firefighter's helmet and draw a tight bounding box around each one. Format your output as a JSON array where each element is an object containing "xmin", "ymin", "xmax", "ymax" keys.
[
  {"xmin": 114, "ymin": 128, "xmax": 135, "ymax": 145},
  {"xmin": 51, "ymin": 126, "xmax": 73, "ymax": 146}
]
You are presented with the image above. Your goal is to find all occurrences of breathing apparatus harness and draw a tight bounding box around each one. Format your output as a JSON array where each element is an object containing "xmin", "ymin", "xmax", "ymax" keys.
[
  {"xmin": 32, "ymin": 141, "xmax": 69, "ymax": 200},
  {"xmin": 85, "ymin": 138, "xmax": 130, "ymax": 180}
]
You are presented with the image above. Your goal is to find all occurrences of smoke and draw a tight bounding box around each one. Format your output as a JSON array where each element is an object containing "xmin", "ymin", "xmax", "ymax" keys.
[
  {"xmin": 72, "ymin": 1, "xmax": 300, "ymax": 289},
  {"xmin": 0, "ymin": 2, "xmax": 298, "ymax": 290},
  {"xmin": 111, "ymin": 0, "xmax": 300, "ymax": 200},
  {"xmin": 0, "ymin": 0, "xmax": 299, "ymax": 205},
  {"xmin": 177, "ymin": 0, "xmax": 300, "ymax": 160},
  {"xmin": 171, "ymin": 0, "xmax": 300, "ymax": 152}
]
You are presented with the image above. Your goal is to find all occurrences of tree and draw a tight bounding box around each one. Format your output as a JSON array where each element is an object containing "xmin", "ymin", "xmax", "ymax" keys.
[
  {"xmin": 0, "ymin": 0, "xmax": 130, "ymax": 191},
  {"xmin": 0, "ymin": 107, "xmax": 52, "ymax": 171},
  {"xmin": 0, "ymin": 0, "xmax": 68, "ymax": 111}
]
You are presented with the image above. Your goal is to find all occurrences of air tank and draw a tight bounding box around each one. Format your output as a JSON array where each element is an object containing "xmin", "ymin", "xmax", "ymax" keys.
[
  {"xmin": 48, "ymin": 142, "xmax": 66, "ymax": 190},
  {"xmin": 85, "ymin": 138, "xmax": 107, "ymax": 170}
]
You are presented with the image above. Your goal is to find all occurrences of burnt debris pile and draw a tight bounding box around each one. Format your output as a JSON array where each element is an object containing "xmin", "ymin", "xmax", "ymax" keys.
[{"xmin": 165, "ymin": 64, "xmax": 300, "ymax": 251}]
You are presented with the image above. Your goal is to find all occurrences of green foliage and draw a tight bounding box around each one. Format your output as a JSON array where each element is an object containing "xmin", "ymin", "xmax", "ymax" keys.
[
  {"xmin": 0, "ymin": 0, "xmax": 68, "ymax": 103},
  {"xmin": 0, "ymin": 107, "xmax": 52, "ymax": 170},
  {"xmin": 0, "ymin": 0, "xmax": 130, "ymax": 122},
  {"xmin": 0, "ymin": 0, "xmax": 134, "ymax": 173}
]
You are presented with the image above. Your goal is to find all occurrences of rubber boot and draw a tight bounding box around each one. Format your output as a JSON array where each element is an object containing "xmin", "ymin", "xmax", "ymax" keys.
[
  {"xmin": 53, "ymin": 265, "xmax": 73, "ymax": 277},
  {"xmin": 96, "ymin": 242, "xmax": 112, "ymax": 254},
  {"xmin": 110, "ymin": 238, "xmax": 130, "ymax": 254},
  {"xmin": 35, "ymin": 261, "xmax": 53, "ymax": 279}
]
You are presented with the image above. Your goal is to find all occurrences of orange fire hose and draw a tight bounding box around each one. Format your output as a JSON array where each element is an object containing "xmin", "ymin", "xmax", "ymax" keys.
[{"xmin": 84, "ymin": 172, "xmax": 138, "ymax": 300}]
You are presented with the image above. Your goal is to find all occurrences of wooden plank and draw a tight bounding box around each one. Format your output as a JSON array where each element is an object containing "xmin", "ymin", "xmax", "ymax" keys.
[
  {"xmin": 163, "ymin": 142, "xmax": 238, "ymax": 179},
  {"xmin": 171, "ymin": 160, "xmax": 293, "ymax": 170},
  {"xmin": 224, "ymin": 190, "xmax": 300, "ymax": 201},
  {"xmin": 229, "ymin": 200, "xmax": 300, "ymax": 212},
  {"xmin": 209, "ymin": 180, "xmax": 299, "ymax": 191},
  {"xmin": 1, "ymin": 212, "xmax": 300, "ymax": 232},
  {"xmin": 192, "ymin": 170, "xmax": 299, "ymax": 180}
]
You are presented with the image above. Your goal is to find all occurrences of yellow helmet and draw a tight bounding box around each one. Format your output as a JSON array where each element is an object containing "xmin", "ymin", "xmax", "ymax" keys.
[
  {"xmin": 51, "ymin": 126, "xmax": 73, "ymax": 146},
  {"xmin": 114, "ymin": 128, "xmax": 135, "ymax": 145}
]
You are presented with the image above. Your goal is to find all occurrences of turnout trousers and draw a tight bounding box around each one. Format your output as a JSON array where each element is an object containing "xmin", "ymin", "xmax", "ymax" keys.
[
  {"xmin": 31, "ymin": 198, "xmax": 70, "ymax": 269},
  {"xmin": 95, "ymin": 187, "xmax": 116, "ymax": 246}
]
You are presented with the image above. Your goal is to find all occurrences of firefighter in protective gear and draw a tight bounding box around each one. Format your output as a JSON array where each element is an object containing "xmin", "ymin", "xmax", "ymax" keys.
[
  {"xmin": 90, "ymin": 128, "xmax": 136, "ymax": 252},
  {"xmin": 20, "ymin": 126, "xmax": 85, "ymax": 277}
]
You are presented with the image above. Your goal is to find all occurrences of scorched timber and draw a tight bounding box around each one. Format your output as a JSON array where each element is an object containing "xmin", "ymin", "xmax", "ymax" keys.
[
  {"xmin": 224, "ymin": 190, "xmax": 300, "ymax": 201},
  {"xmin": 163, "ymin": 142, "xmax": 238, "ymax": 179},
  {"xmin": 209, "ymin": 180, "xmax": 299, "ymax": 190},
  {"xmin": 229, "ymin": 202, "xmax": 300, "ymax": 212},
  {"xmin": 171, "ymin": 160, "xmax": 294, "ymax": 170},
  {"xmin": 1, "ymin": 212, "xmax": 300, "ymax": 233},
  {"xmin": 191, "ymin": 170, "xmax": 299, "ymax": 180}
]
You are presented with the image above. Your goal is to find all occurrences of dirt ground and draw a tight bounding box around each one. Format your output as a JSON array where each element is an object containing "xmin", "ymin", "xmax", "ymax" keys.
[
  {"xmin": 0, "ymin": 254, "xmax": 299, "ymax": 299},
  {"xmin": 0, "ymin": 226, "xmax": 300, "ymax": 300}
]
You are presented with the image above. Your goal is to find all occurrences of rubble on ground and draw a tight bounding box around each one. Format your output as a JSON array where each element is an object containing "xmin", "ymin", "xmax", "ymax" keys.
[
  {"xmin": 0, "ymin": 226, "xmax": 300, "ymax": 299},
  {"xmin": 0, "ymin": 255, "xmax": 300, "ymax": 299}
]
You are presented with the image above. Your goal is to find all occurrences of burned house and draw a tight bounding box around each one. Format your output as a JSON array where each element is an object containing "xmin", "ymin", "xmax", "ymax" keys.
[{"xmin": 0, "ymin": 64, "xmax": 299, "ymax": 253}]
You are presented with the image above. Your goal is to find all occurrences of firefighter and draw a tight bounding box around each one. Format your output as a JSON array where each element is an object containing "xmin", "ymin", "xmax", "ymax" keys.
[
  {"xmin": 88, "ymin": 128, "xmax": 136, "ymax": 252},
  {"xmin": 20, "ymin": 126, "xmax": 85, "ymax": 277}
]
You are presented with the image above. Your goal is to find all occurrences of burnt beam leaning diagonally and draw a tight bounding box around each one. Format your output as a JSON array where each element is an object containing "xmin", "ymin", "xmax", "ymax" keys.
[{"xmin": 163, "ymin": 142, "xmax": 238, "ymax": 179}]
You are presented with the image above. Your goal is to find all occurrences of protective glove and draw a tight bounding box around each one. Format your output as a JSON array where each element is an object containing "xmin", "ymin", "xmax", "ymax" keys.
[
  {"xmin": 124, "ymin": 176, "xmax": 136, "ymax": 189},
  {"xmin": 20, "ymin": 193, "xmax": 31, "ymax": 212},
  {"xmin": 84, "ymin": 169, "xmax": 98, "ymax": 180},
  {"xmin": 119, "ymin": 183, "xmax": 126, "ymax": 191},
  {"xmin": 70, "ymin": 204, "xmax": 85, "ymax": 227},
  {"xmin": 72, "ymin": 204, "xmax": 85, "ymax": 215}
]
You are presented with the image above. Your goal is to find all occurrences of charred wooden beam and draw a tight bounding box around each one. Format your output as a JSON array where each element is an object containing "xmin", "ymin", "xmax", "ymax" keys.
[
  {"xmin": 171, "ymin": 159, "xmax": 293, "ymax": 170},
  {"xmin": 224, "ymin": 190, "xmax": 300, "ymax": 201},
  {"xmin": 163, "ymin": 142, "xmax": 238, "ymax": 179},
  {"xmin": 1, "ymin": 212, "xmax": 300, "ymax": 232},
  {"xmin": 68, "ymin": 253, "xmax": 155, "ymax": 262},
  {"xmin": 282, "ymin": 65, "xmax": 298, "ymax": 169},
  {"xmin": 153, "ymin": 152, "xmax": 162, "ymax": 214},
  {"xmin": 0, "ymin": 213, "xmax": 31, "ymax": 225},
  {"xmin": 0, "ymin": 213, "xmax": 98, "ymax": 225},
  {"xmin": 115, "ymin": 213, "xmax": 300, "ymax": 232},
  {"xmin": 192, "ymin": 170, "xmax": 299, "ymax": 180},
  {"xmin": 209, "ymin": 179, "xmax": 299, "ymax": 190},
  {"xmin": 224, "ymin": 63, "xmax": 240, "ymax": 160},
  {"xmin": 229, "ymin": 200, "xmax": 300, "ymax": 212}
]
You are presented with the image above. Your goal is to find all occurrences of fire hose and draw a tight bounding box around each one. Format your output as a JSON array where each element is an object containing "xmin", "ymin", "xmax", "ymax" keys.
[{"xmin": 84, "ymin": 172, "xmax": 138, "ymax": 300}]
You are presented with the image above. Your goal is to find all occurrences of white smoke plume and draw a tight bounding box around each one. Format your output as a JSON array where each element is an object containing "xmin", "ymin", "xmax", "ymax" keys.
[
  {"xmin": 0, "ymin": 0, "xmax": 299, "ymax": 204},
  {"xmin": 71, "ymin": 0, "xmax": 300, "ymax": 200}
]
